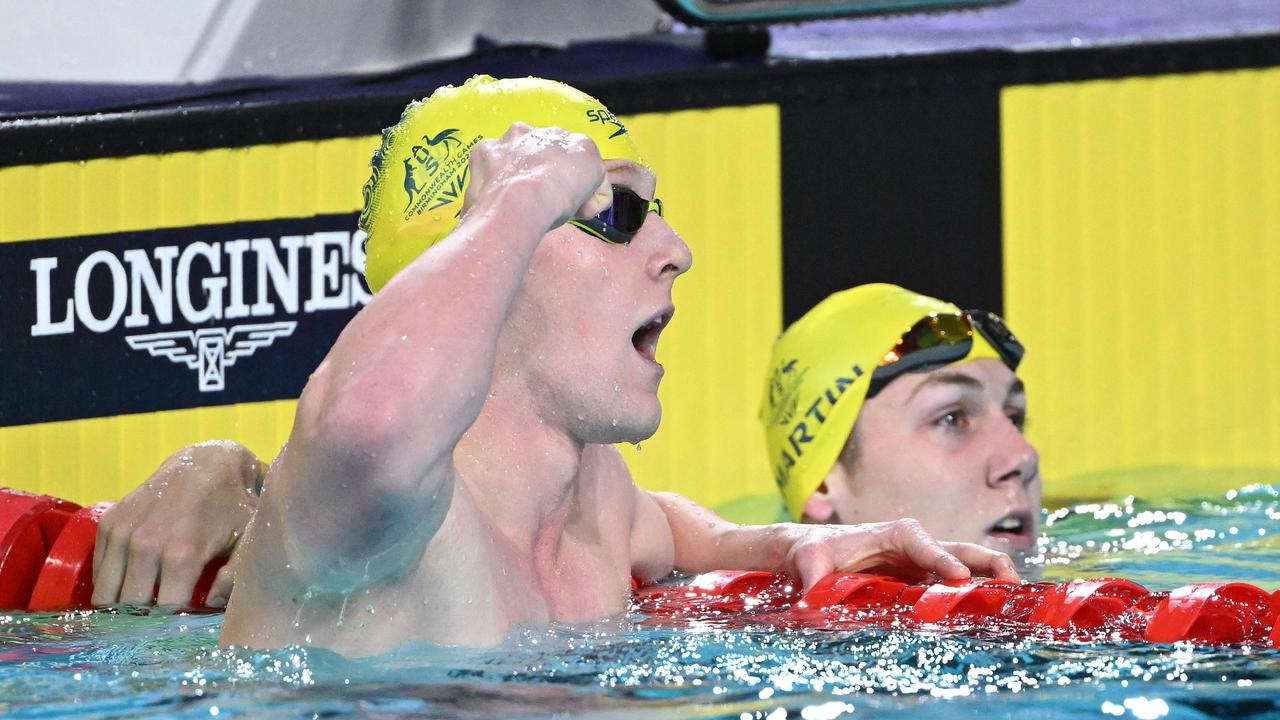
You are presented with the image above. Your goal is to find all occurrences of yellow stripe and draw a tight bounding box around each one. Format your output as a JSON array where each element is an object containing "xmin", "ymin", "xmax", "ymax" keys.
[
  {"xmin": 1002, "ymin": 67, "xmax": 1280, "ymax": 501},
  {"xmin": 1, "ymin": 105, "xmax": 784, "ymax": 519},
  {"xmin": 0, "ymin": 401, "xmax": 297, "ymax": 506},
  {"xmin": 0, "ymin": 138, "xmax": 378, "ymax": 243},
  {"xmin": 616, "ymin": 104, "xmax": 783, "ymax": 519}
]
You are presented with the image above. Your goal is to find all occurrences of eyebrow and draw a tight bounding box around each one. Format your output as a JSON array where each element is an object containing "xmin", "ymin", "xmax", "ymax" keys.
[
  {"xmin": 905, "ymin": 371, "xmax": 1027, "ymax": 407},
  {"xmin": 905, "ymin": 371, "xmax": 984, "ymax": 403},
  {"xmin": 1006, "ymin": 379, "xmax": 1026, "ymax": 405}
]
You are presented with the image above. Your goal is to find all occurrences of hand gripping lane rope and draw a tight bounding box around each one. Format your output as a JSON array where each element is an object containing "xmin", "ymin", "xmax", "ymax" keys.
[{"xmin": 0, "ymin": 488, "xmax": 224, "ymax": 611}]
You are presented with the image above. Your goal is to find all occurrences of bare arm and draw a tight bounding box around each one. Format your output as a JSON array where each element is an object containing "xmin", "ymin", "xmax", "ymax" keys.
[
  {"xmin": 629, "ymin": 486, "xmax": 676, "ymax": 584},
  {"xmin": 270, "ymin": 124, "xmax": 611, "ymax": 590},
  {"xmin": 649, "ymin": 491, "xmax": 1019, "ymax": 592}
]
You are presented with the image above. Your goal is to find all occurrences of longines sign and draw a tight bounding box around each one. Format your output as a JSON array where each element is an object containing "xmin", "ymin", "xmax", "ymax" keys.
[{"xmin": 5, "ymin": 213, "xmax": 369, "ymax": 426}]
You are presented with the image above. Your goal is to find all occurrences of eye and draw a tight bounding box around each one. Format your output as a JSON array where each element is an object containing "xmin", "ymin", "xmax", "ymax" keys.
[
  {"xmin": 1007, "ymin": 409, "xmax": 1027, "ymax": 433},
  {"xmin": 935, "ymin": 409, "xmax": 967, "ymax": 431}
]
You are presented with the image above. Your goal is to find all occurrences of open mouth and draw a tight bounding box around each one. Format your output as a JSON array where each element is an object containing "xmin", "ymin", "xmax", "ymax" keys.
[
  {"xmin": 631, "ymin": 310, "xmax": 672, "ymax": 363},
  {"xmin": 986, "ymin": 511, "xmax": 1035, "ymax": 549}
]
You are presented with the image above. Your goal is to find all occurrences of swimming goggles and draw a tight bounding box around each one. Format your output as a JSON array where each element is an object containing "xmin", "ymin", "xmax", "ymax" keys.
[
  {"xmin": 866, "ymin": 310, "xmax": 1024, "ymax": 398},
  {"xmin": 568, "ymin": 185, "xmax": 664, "ymax": 245}
]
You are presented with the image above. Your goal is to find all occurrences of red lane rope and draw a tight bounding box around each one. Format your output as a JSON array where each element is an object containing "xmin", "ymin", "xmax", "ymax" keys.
[
  {"xmin": 5, "ymin": 486, "xmax": 1275, "ymax": 647},
  {"xmin": 1, "ymin": 488, "xmax": 223, "ymax": 611},
  {"xmin": 636, "ymin": 569, "xmax": 1280, "ymax": 648}
]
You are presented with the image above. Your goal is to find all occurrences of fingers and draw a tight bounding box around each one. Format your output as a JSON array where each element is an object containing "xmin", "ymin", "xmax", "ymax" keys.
[
  {"xmin": 205, "ymin": 563, "xmax": 236, "ymax": 609},
  {"xmin": 468, "ymin": 123, "xmax": 608, "ymax": 228},
  {"xmin": 91, "ymin": 442, "xmax": 261, "ymax": 608},
  {"xmin": 118, "ymin": 531, "xmax": 162, "ymax": 605},
  {"xmin": 576, "ymin": 174, "xmax": 613, "ymax": 219},
  {"xmin": 890, "ymin": 519, "xmax": 971, "ymax": 582},
  {"xmin": 90, "ymin": 515, "xmax": 129, "ymax": 606},
  {"xmin": 789, "ymin": 541, "xmax": 836, "ymax": 593},
  {"xmin": 154, "ymin": 541, "xmax": 204, "ymax": 607},
  {"xmin": 943, "ymin": 542, "xmax": 1020, "ymax": 583}
]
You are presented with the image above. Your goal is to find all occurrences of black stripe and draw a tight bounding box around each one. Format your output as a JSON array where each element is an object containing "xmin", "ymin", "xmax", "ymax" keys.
[
  {"xmin": 779, "ymin": 82, "xmax": 1003, "ymax": 325},
  {"xmin": 1, "ymin": 33, "xmax": 1277, "ymax": 167}
]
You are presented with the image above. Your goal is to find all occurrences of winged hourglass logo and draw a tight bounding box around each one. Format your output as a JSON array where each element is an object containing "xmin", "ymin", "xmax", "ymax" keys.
[{"xmin": 124, "ymin": 321, "xmax": 297, "ymax": 392}]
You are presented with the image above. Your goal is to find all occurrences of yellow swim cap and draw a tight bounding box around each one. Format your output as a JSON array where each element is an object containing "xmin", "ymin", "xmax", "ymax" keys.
[
  {"xmin": 759, "ymin": 284, "xmax": 1007, "ymax": 521},
  {"xmin": 359, "ymin": 75, "xmax": 645, "ymax": 292}
]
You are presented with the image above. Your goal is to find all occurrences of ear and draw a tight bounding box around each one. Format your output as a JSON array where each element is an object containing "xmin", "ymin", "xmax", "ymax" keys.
[
  {"xmin": 801, "ymin": 458, "xmax": 851, "ymax": 524},
  {"xmin": 802, "ymin": 484, "xmax": 837, "ymax": 523}
]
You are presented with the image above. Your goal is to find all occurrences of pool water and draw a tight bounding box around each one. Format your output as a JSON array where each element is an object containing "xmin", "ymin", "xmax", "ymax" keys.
[{"xmin": 2, "ymin": 482, "xmax": 1278, "ymax": 719}]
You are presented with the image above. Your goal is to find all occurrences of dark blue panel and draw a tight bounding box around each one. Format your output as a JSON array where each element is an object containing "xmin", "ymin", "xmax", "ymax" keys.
[{"xmin": 3, "ymin": 213, "xmax": 367, "ymax": 426}]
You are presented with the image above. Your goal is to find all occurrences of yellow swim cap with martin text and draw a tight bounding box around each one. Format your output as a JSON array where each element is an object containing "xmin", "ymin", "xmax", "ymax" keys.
[
  {"xmin": 359, "ymin": 75, "xmax": 645, "ymax": 293},
  {"xmin": 760, "ymin": 284, "xmax": 1006, "ymax": 521}
]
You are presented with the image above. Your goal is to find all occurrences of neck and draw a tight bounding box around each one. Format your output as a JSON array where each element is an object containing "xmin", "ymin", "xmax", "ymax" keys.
[{"xmin": 455, "ymin": 369, "xmax": 586, "ymax": 555}]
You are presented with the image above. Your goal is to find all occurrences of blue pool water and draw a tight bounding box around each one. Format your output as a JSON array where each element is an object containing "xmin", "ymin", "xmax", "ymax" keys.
[{"xmin": 2, "ymin": 481, "xmax": 1279, "ymax": 719}]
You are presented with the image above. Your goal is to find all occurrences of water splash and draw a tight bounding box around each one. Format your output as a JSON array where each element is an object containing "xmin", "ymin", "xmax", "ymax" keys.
[{"xmin": 2, "ymin": 483, "xmax": 1278, "ymax": 719}]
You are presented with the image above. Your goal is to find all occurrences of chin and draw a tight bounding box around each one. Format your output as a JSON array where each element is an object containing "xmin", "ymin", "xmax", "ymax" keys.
[{"xmin": 587, "ymin": 405, "xmax": 661, "ymax": 445}]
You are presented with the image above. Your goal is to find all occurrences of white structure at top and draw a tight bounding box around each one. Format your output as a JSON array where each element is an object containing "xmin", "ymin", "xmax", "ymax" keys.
[{"xmin": 0, "ymin": 0, "xmax": 665, "ymax": 84}]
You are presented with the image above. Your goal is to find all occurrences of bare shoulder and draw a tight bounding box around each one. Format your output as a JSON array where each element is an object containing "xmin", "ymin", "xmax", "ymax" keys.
[{"xmin": 579, "ymin": 446, "xmax": 674, "ymax": 582}]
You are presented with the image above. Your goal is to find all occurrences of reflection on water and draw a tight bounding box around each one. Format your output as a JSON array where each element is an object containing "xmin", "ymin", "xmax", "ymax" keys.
[
  {"xmin": 1035, "ymin": 483, "xmax": 1280, "ymax": 589},
  {"xmin": 2, "ymin": 480, "xmax": 1279, "ymax": 719}
]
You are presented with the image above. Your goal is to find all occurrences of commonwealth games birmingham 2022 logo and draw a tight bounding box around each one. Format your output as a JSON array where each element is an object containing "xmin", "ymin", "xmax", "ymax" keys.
[{"xmin": 402, "ymin": 128, "xmax": 477, "ymax": 220}]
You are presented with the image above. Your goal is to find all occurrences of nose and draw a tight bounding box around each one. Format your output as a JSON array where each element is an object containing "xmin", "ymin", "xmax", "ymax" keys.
[
  {"xmin": 642, "ymin": 215, "xmax": 693, "ymax": 280},
  {"xmin": 985, "ymin": 416, "xmax": 1040, "ymax": 491}
]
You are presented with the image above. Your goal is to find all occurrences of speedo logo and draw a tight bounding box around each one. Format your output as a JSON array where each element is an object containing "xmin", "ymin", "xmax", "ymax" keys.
[
  {"xmin": 586, "ymin": 108, "xmax": 627, "ymax": 139},
  {"xmin": 28, "ymin": 227, "xmax": 371, "ymax": 393}
]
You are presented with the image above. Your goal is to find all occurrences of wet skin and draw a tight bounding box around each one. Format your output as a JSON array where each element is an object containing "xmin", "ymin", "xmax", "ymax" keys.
[
  {"xmin": 219, "ymin": 124, "xmax": 1018, "ymax": 655},
  {"xmin": 223, "ymin": 129, "xmax": 690, "ymax": 653},
  {"xmin": 806, "ymin": 359, "xmax": 1042, "ymax": 560}
]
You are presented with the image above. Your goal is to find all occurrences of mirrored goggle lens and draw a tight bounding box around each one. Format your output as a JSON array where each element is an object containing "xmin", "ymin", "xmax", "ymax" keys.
[
  {"xmin": 568, "ymin": 186, "xmax": 663, "ymax": 245},
  {"xmin": 598, "ymin": 186, "xmax": 660, "ymax": 233},
  {"xmin": 879, "ymin": 313, "xmax": 973, "ymax": 366},
  {"xmin": 867, "ymin": 312, "xmax": 975, "ymax": 398},
  {"xmin": 867, "ymin": 310, "xmax": 1024, "ymax": 398}
]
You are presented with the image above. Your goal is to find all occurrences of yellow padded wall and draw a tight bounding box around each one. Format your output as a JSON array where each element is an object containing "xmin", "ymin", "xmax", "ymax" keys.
[
  {"xmin": 0, "ymin": 105, "xmax": 782, "ymax": 514},
  {"xmin": 1002, "ymin": 67, "xmax": 1280, "ymax": 501},
  {"xmin": 0, "ymin": 138, "xmax": 375, "ymax": 505},
  {"xmin": 617, "ymin": 105, "xmax": 784, "ymax": 521}
]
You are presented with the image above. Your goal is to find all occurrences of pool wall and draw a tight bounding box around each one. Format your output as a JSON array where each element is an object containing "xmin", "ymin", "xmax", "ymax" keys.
[{"xmin": 1, "ymin": 33, "xmax": 1277, "ymax": 514}]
